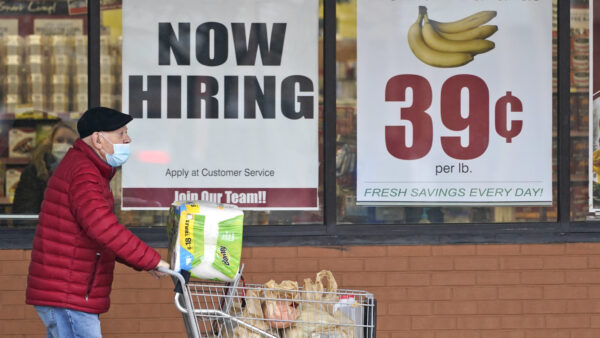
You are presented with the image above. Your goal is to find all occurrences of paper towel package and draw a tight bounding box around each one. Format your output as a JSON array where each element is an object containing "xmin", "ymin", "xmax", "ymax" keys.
[{"xmin": 167, "ymin": 200, "xmax": 243, "ymax": 281}]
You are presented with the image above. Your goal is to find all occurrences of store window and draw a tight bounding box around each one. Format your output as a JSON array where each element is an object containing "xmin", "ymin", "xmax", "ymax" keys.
[
  {"xmin": 0, "ymin": 0, "xmax": 598, "ymax": 244},
  {"xmin": 335, "ymin": 0, "xmax": 562, "ymax": 224},
  {"xmin": 0, "ymin": 1, "xmax": 86, "ymax": 225}
]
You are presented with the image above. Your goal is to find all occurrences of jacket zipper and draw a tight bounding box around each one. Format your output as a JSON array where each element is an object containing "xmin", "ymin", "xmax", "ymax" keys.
[{"xmin": 86, "ymin": 252, "xmax": 101, "ymax": 301}]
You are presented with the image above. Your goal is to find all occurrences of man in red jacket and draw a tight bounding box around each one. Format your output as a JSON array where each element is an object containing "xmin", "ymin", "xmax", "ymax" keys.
[{"xmin": 26, "ymin": 107, "xmax": 170, "ymax": 338}]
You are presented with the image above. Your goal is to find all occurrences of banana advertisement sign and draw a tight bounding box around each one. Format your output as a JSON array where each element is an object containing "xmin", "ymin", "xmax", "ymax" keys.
[{"xmin": 357, "ymin": 0, "xmax": 553, "ymax": 206}]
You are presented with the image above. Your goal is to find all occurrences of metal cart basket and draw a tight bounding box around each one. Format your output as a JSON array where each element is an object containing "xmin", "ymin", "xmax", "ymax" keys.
[{"xmin": 158, "ymin": 267, "xmax": 377, "ymax": 338}]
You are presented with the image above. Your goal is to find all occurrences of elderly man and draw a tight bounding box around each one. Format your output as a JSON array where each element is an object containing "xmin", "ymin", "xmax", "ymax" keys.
[{"xmin": 26, "ymin": 107, "xmax": 169, "ymax": 338}]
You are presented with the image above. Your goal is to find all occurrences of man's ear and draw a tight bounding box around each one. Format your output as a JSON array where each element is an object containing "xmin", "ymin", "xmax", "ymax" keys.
[{"xmin": 91, "ymin": 132, "xmax": 103, "ymax": 150}]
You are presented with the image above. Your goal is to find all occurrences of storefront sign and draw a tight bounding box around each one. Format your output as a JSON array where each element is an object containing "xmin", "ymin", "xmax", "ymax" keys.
[
  {"xmin": 121, "ymin": 0, "xmax": 319, "ymax": 209},
  {"xmin": 357, "ymin": 0, "xmax": 552, "ymax": 205}
]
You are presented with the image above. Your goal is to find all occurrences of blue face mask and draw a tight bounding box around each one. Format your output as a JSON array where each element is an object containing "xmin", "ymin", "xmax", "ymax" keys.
[{"xmin": 101, "ymin": 133, "xmax": 130, "ymax": 167}]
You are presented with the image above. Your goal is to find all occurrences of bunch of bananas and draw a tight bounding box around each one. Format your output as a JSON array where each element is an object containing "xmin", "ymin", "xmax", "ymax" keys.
[{"xmin": 407, "ymin": 6, "xmax": 497, "ymax": 68}]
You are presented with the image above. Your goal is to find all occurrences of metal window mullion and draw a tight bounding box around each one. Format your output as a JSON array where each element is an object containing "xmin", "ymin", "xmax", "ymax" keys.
[
  {"xmin": 557, "ymin": 0, "xmax": 570, "ymax": 229},
  {"xmin": 323, "ymin": 0, "xmax": 337, "ymax": 233},
  {"xmin": 88, "ymin": 0, "xmax": 100, "ymax": 108}
]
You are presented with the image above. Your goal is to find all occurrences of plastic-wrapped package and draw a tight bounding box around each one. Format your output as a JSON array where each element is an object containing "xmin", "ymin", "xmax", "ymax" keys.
[{"xmin": 167, "ymin": 201, "xmax": 243, "ymax": 281}]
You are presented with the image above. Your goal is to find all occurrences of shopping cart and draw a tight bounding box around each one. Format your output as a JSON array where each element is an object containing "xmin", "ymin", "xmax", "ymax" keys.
[{"xmin": 158, "ymin": 266, "xmax": 377, "ymax": 338}]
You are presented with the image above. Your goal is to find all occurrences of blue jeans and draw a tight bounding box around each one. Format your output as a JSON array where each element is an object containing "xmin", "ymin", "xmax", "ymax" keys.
[{"xmin": 34, "ymin": 306, "xmax": 102, "ymax": 338}]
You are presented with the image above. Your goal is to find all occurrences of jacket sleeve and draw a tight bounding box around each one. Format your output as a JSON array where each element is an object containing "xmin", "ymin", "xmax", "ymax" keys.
[{"xmin": 68, "ymin": 168, "xmax": 161, "ymax": 271}]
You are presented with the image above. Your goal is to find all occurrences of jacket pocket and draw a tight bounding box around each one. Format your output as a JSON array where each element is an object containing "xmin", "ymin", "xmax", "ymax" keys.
[{"xmin": 86, "ymin": 252, "xmax": 101, "ymax": 301}]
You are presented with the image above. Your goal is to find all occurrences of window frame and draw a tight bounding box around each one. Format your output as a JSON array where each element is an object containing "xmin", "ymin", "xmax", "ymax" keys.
[{"xmin": 0, "ymin": 0, "xmax": 586, "ymax": 249}]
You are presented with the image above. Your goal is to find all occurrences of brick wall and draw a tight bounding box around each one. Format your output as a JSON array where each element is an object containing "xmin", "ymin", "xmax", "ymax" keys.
[{"xmin": 3, "ymin": 244, "xmax": 600, "ymax": 337}]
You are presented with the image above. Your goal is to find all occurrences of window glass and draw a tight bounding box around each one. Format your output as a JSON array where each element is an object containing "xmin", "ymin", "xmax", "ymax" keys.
[
  {"xmin": 336, "ymin": 0, "xmax": 559, "ymax": 224},
  {"xmin": 0, "ymin": 0, "xmax": 86, "ymax": 226},
  {"xmin": 103, "ymin": 0, "xmax": 324, "ymax": 227}
]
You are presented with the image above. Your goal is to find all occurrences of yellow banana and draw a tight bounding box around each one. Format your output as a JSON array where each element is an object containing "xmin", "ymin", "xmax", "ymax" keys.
[
  {"xmin": 422, "ymin": 14, "xmax": 495, "ymax": 54},
  {"xmin": 407, "ymin": 11, "xmax": 473, "ymax": 68},
  {"xmin": 438, "ymin": 25, "xmax": 498, "ymax": 41},
  {"xmin": 430, "ymin": 10, "xmax": 497, "ymax": 33}
]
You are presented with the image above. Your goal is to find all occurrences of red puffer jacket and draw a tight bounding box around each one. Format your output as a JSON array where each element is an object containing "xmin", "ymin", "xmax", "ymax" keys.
[{"xmin": 26, "ymin": 139, "xmax": 161, "ymax": 314}]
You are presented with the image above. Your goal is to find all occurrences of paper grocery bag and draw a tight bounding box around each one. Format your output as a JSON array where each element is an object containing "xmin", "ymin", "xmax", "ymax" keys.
[{"xmin": 167, "ymin": 200, "xmax": 243, "ymax": 281}]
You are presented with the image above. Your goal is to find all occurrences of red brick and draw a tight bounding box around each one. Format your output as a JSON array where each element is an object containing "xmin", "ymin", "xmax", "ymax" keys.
[
  {"xmin": 566, "ymin": 243, "xmax": 600, "ymax": 255},
  {"xmin": 520, "ymin": 271, "xmax": 565, "ymax": 284},
  {"xmin": 252, "ymin": 246, "xmax": 297, "ymax": 258},
  {"xmin": 0, "ymin": 276, "xmax": 26, "ymax": 291},
  {"xmin": 0, "ymin": 250, "xmax": 25, "ymax": 260},
  {"xmin": 274, "ymin": 258, "xmax": 319, "ymax": 272},
  {"xmin": 317, "ymin": 258, "xmax": 364, "ymax": 271},
  {"xmin": 476, "ymin": 271, "xmax": 521, "ymax": 285},
  {"xmin": 409, "ymin": 257, "xmax": 454, "ymax": 271},
  {"xmin": 342, "ymin": 245, "xmax": 387, "ymax": 257},
  {"xmin": 520, "ymin": 244, "xmax": 566, "ymax": 255},
  {"xmin": 341, "ymin": 271, "xmax": 387, "ymax": 287},
  {"xmin": 543, "ymin": 256, "xmax": 587, "ymax": 269},
  {"xmin": 138, "ymin": 318, "xmax": 187, "ymax": 333},
  {"xmin": 592, "ymin": 315, "xmax": 600, "ymax": 328},
  {"xmin": 241, "ymin": 258, "xmax": 274, "ymax": 273},
  {"xmin": 407, "ymin": 287, "xmax": 452, "ymax": 300},
  {"xmin": 499, "ymin": 257, "xmax": 544, "ymax": 270},
  {"xmin": 480, "ymin": 330, "xmax": 525, "ymax": 338},
  {"xmin": 104, "ymin": 303, "xmax": 165, "ymax": 319},
  {"xmin": 454, "ymin": 257, "xmax": 498, "ymax": 270},
  {"xmin": 0, "ymin": 304, "xmax": 24, "ymax": 319},
  {"xmin": 431, "ymin": 272, "xmax": 476, "ymax": 286},
  {"xmin": 0, "ymin": 261, "xmax": 27, "ymax": 276},
  {"xmin": 565, "ymin": 270, "xmax": 600, "ymax": 284},
  {"xmin": 498, "ymin": 286, "xmax": 543, "ymax": 299},
  {"xmin": 0, "ymin": 319, "xmax": 46, "ymax": 334},
  {"xmin": 524, "ymin": 330, "xmax": 570, "ymax": 338},
  {"xmin": 411, "ymin": 316, "xmax": 456, "ymax": 330},
  {"xmin": 567, "ymin": 300, "xmax": 600, "ymax": 313},
  {"xmin": 433, "ymin": 301, "xmax": 477, "ymax": 315},
  {"xmin": 102, "ymin": 318, "xmax": 140, "ymax": 333},
  {"xmin": 364, "ymin": 257, "xmax": 409, "ymax": 271},
  {"xmin": 589, "ymin": 286, "xmax": 600, "ymax": 298},
  {"xmin": 476, "ymin": 300, "xmax": 522, "ymax": 315},
  {"xmin": 522, "ymin": 300, "xmax": 567, "ymax": 313},
  {"xmin": 297, "ymin": 246, "xmax": 343, "ymax": 258},
  {"xmin": 367, "ymin": 286, "xmax": 407, "ymax": 301},
  {"xmin": 0, "ymin": 290, "xmax": 26, "ymax": 305},
  {"xmin": 543, "ymin": 285, "xmax": 588, "ymax": 299},
  {"xmin": 388, "ymin": 301, "xmax": 432, "ymax": 315},
  {"xmin": 386, "ymin": 272, "xmax": 430, "ymax": 286},
  {"xmin": 434, "ymin": 331, "xmax": 480, "ymax": 338},
  {"xmin": 431, "ymin": 245, "xmax": 476, "ymax": 256},
  {"xmin": 456, "ymin": 315, "xmax": 501, "ymax": 329},
  {"xmin": 452, "ymin": 286, "xmax": 497, "ymax": 300},
  {"xmin": 388, "ymin": 246, "xmax": 431, "ymax": 257},
  {"xmin": 378, "ymin": 315, "xmax": 411, "ymax": 330},
  {"xmin": 111, "ymin": 274, "xmax": 162, "ymax": 289},
  {"xmin": 566, "ymin": 330, "xmax": 600, "ymax": 338},
  {"xmin": 391, "ymin": 332, "xmax": 433, "ymax": 338},
  {"xmin": 476, "ymin": 244, "xmax": 521, "ymax": 255},
  {"xmin": 587, "ymin": 256, "xmax": 600, "ymax": 268},
  {"xmin": 545, "ymin": 314, "xmax": 590, "ymax": 328},
  {"xmin": 499, "ymin": 314, "xmax": 545, "ymax": 328}
]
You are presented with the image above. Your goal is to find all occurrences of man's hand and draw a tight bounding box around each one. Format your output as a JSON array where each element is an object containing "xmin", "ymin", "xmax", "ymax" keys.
[{"xmin": 147, "ymin": 259, "xmax": 170, "ymax": 279}]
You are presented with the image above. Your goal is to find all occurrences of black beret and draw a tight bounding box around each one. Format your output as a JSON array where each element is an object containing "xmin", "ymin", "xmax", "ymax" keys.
[{"xmin": 77, "ymin": 107, "xmax": 133, "ymax": 138}]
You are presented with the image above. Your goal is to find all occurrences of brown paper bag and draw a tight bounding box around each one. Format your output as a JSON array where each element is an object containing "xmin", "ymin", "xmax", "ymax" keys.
[
  {"xmin": 281, "ymin": 270, "xmax": 354, "ymax": 338},
  {"xmin": 262, "ymin": 280, "xmax": 300, "ymax": 329},
  {"xmin": 233, "ymin": 289, "xmax": 272, "ymax": 338}
]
